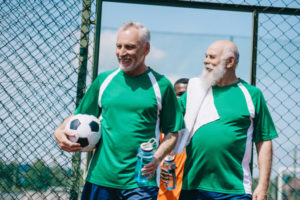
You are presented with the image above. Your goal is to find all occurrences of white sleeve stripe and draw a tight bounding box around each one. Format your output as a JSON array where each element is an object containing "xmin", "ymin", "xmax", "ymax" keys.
[
  {"xmin": 238, "ymin": 83, "xmax": 255, "ymax": 119},
  {"xmin": 238, "ymin": 82, "xmax": 255, "ymax": 194},
  {"xmin": 147, "ymin": 71, "xmax": 162, "ymax": 147},
  {"xmin": 147, "ymin": 71, "xmax": 163, "ymax": 187},
  {"xmin": 98, "ymin": 68, "xmax": 121, "ymax": 108},
  {"xmin": 147, "ymin": 72, "xmax": 162, "ymax": 112}
]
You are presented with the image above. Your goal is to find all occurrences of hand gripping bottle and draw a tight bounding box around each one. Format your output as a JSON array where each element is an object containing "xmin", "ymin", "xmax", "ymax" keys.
[
  {"xmin": 162, "ymin": 155, "xmax": 177, "ymax": 190},
  {"xmin": 134, "ymin": 138, "xmax": 156, "ymax": 184}
]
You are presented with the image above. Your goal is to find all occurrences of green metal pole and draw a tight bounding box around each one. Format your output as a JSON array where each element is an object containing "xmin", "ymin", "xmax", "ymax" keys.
[
  {"xmin": 102, "ymin": 0, "xmax": 300, "ymax": 16},
  {"xmin": 83, "ymin": 0, "xmax": 103, "ymax": 177},
  {"xmin": 91, "ymin": 0, "xmax": 103, "ymax": 81},
  {"xmin": 250, "ymin": 9, "xmax": 258, "ymax": 188},
  {"xmin": 70, "ymin": 0, "xmax": 91, "ymax": 199},
  {"xmin": 250, "ymin": 9, "xmax": 258, "ymax": 86}
]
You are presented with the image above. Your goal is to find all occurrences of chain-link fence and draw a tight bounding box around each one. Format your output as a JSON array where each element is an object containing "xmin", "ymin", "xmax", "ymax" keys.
[
  {"xmin": 0, "ymin": 0, "xmax": 299, "ymax": 199},
  {"xmin": 0, "ymin": 0, "xmax": 95, "ymax": 199},
  {"xmin": 253, "ymin": 12, "xmax": 300, "ymax": 200}
]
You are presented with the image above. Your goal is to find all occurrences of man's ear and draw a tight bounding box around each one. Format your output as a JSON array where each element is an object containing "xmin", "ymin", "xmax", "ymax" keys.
[
  {"xmin": 226, "ymin": 56, "xmax": 235, "ymax": 69},
  {"xmin": 144, "ymin": 42, "xmax": 150, "ymax": 56}
]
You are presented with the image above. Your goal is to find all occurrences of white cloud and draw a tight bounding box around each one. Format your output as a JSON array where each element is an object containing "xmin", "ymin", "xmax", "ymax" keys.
[
  {"xmin": 148, "ymin": 46, "xmax": 166, "ymax": 64},
  {"xmin": 99, "ymin": 30, "xmax": 118, "ymax": 71}
]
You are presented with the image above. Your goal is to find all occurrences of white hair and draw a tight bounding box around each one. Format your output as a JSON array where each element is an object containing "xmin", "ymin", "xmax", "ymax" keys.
[
  {"xmin": 201, "ymin": 60, "xmax": 227, "ymax": 88},
  {"xmin": 118, "ymin": 21, "xmax": 150, "ymax": 46},
  {"xmin": 221, "ymin": 46, "xmax": 239, "ymax": 66}
]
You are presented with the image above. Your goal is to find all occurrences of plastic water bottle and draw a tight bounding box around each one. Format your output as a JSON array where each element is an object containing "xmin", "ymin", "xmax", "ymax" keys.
[
  {"xmin": 162, "ymin": 155, "xmax": 177, "ymax": 190},
  {"xmin": 134, "ymin": 138, "xmax": 156, "ymax": 184}
]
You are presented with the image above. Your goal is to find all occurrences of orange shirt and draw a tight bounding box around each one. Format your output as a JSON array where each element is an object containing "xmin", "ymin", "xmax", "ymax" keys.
[{"xmin": 158, "ymin": 134, "xmax": 186, "ymax": 200}]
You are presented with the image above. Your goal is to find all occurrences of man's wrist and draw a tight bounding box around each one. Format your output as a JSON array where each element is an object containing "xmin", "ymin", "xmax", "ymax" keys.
[{"xmin": 256, "ymin": 182, "xmax": 269, "ymax": 192}]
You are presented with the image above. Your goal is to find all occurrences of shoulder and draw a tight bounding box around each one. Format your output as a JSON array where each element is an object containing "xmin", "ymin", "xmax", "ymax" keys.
[
  {"xmin": 148, "ymin": 68, "xmax": 172, "ymax": 88},
  {"xmin": 239, "ymin": 79, "xmax": 263, "ymax": 97},
  {"xmin": 94, "ymin": 68, "xmax": 120, "ymax": 83},
  {"xmin": 187, "ymin": 77, "xmax": 202, "ymax": 88},
  {"xmin": 238, "ymin": 79, "xmax": 266, "ymax": 108},
  {"xmin": 148, "ymin": 68, "xmax": 176, "ymax": 100},
  {"xmin": 189, "ymin": 77, "xmax": 201, "ymax": 83}
]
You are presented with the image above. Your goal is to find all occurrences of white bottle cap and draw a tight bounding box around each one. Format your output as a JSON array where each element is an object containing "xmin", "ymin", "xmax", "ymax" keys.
[
  {"xmin": 140, "ymin": 138, "xmax": 156, "ymax": 152},
  {"xmin": 140, "ymin": 142, "xmax": 153, "ymax": 152},
  {"xmin": 164, "ymin": 155, "xmax": 174, "ymax": 162}
]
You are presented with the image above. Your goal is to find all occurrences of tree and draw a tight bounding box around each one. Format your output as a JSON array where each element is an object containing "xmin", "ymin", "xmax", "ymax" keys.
[
  {"xmin": 49, "ymin": 160, "xmax": 70, "ymax": 187},
  {"xmin": 24, "ymin": 159, "xmax": 51, "ymax": 191}
]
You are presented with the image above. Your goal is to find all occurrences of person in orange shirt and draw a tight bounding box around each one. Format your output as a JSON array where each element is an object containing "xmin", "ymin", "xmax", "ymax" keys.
[{"xmin": 158, "ymin": 78, "xmax": 189, "ymax": 200}]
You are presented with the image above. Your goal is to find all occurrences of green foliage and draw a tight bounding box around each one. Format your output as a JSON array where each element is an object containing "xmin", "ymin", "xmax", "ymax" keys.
[
  {"xmin": 24, "ymin": 159, "xmax": 51, "ymax": 191},
  {"xmin": 0, "ymin": 160, "xmax": 17, "ymax": 192},
  {"xmin": 282, "ymin": 174, "xmax": 292, "ymax": 184},
  {"xmin": 0, "ymin": 159, "xmax": 71, "ymax": 193}
]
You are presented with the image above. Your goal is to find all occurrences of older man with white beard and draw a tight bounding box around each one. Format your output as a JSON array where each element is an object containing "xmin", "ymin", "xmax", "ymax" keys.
[{"xmin": 177, "ymin": 40, "xmax": 278, "ymax": 200}]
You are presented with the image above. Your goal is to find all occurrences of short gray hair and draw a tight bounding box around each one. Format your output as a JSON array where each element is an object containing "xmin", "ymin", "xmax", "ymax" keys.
[
  {"xmin": 118, "ymin": 21, "xmax": 150, "ymax": 46},
  {"xmin": 221, "ymin": 46, "xmax": 239, "ymax": 66}
]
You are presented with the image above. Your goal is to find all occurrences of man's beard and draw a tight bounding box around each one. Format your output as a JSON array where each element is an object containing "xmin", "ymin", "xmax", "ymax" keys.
[
  {"xmin": 200, "ymin": 61, "xmax": 227, "ymax": 88},
  {"xmin": 119, "ymin": 55, "xmax": 144, "ymax": 73}
]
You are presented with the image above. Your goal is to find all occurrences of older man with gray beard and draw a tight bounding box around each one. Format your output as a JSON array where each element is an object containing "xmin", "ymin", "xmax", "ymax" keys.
[
  {"xmin": 54, "ymin": 21, "xmax": 184, "ymax": 200},
  {"xmin": 177, "ymin": 40, "xmax": 278, "ymax": 200}
]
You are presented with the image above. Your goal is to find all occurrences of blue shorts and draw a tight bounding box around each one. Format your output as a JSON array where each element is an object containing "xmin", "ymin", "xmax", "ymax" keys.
[
  {"xmin": 179, "ymin": 189, "xmax": 252, "ymax": 200},
  {"xmin": 81, "ymin": 181, "xmax": 159, "ymax": 200}
]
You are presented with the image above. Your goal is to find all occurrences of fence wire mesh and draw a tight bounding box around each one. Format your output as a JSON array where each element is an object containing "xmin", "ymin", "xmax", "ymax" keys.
[
  {"xmin": 253, "ymin": 13, "xmax": 300, "ymax": 200},
  {"xmin": 0, "ymin": 0, "xmax": 299, "ymax": 199},
  {"xmin": 0, "ymin": 0, "xmax": 95, "ymax": 199}
]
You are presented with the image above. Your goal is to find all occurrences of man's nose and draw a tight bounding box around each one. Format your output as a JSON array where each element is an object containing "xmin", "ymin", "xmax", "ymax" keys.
[
  {"xmin": 204, "ymin": 58, "xmax": 209, "ymax": 65},
  {"xmin": 119, "ymin": 47, "xmax": 127, "ymax": 56}
]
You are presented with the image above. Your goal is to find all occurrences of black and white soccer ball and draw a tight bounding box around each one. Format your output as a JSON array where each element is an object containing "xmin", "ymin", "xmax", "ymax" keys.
[{"xmin": 65, "ymin": 114, "xmax": 101, "ymax": 152}]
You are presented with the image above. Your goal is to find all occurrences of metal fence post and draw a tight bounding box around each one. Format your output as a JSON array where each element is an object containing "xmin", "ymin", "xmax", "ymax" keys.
[
  {"xmin": 249, "ymin": 9, "xmax": 259, "ymax": 181},
  {"xmin": 83, "ymin": 0, "xmax": 103, "ymax": 180},
  {"xmin": 250, "ymin": 9, "xmax": 258, "ymax": 86},
  {"xmin": 70, "ymin": 0, "xmax": 92, "ymax": 199},
  {"xmin": 91, "ymin": 0, "xmax": 103, "ymax": 81}
]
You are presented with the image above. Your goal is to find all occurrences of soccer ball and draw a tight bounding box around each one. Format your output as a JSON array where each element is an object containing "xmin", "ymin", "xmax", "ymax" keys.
[{"xmin": 65, "ymin": 114, "xmax": 101, "ymax": 152}]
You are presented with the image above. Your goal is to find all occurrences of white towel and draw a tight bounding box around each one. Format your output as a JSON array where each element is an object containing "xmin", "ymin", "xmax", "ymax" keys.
[{"xmin": 172, "ymin": 77, "xmax": 220, "ymax": 154}]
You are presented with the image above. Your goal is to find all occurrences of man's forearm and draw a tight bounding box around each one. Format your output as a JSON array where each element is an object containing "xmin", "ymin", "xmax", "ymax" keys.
[
  {"xmin": 154, "ymin": 132, "xmax": 178, "ymax": 162},
  {"xmin": 256, "ymin": 140, "xmax": 273, "ymax": 191}
]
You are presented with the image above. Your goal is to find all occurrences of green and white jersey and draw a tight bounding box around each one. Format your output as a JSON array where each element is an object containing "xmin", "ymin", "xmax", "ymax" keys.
[
  {"xmin": 179, "ymin": 79, "xmax": 278, "ymax": 194},
  {"xmin": 74, "ymin": 67, "xmax": 184, "ymax": 189}
]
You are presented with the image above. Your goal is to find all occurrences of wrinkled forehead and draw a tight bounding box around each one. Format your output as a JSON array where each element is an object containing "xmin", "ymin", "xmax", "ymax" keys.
[
  {"xmin": 206, "ymin": 43, "xmax": 224, "ymax": 56},
  {"xmin": 206, "ymin": 45, "xmax": 223, "ymax": 56}
]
